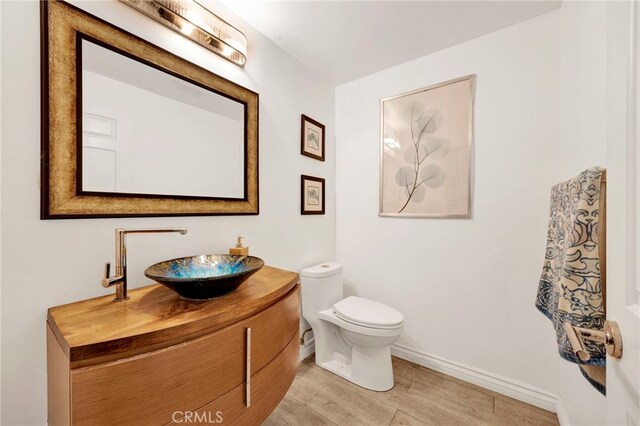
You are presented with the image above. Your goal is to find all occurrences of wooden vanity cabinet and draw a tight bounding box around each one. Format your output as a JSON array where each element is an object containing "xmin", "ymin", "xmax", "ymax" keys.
[{"xmin": 47, "ymin": 266, "xmax": 300, "ymax": 426}]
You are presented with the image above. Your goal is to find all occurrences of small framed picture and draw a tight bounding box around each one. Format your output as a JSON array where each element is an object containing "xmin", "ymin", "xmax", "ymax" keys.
[
  {"xmin": 301, "ymin": 114, "xmax": 325, "ymax": 161},
  {"xmin": 301, "ymin": 175, "xmax": 325, "ymax": 215}
]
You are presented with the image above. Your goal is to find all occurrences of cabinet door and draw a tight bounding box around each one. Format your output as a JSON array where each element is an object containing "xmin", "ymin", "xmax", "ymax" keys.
[
  {"xmin": 169, "ymin": 332, "xmax": 300, "ymax": 426},
  {"xmin": 249, "ymin": 286, "xmax": 300, "ymax": 374},
  {"xmin": 70, "ymin": 288, "xmax": 299, "ymax": 425}
]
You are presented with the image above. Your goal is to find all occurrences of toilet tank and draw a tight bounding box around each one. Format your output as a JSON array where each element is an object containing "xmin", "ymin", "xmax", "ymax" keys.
[{"xmin": 300, "ymin": 262, "xmax": 344, "ymax": 315}]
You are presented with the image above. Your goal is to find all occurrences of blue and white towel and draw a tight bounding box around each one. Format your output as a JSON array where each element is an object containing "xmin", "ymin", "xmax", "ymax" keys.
[{"xmin": 535, "ymin": 167, "xmax": 606, "ymax": 395}]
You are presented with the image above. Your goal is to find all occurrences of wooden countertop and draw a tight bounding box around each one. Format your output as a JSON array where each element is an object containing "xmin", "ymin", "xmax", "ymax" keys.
[{"xmin": 47, "ymin": 266, "xmax": 299, "ymax": 368}]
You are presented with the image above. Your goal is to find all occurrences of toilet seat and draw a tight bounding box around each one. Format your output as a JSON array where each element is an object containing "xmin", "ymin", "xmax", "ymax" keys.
[
  {"xmin": 318, "ymin": 308, "xmax": 403, "ymax": 337},
  {"xmin": 333, "ymin": 296, "xmax": 404, "ymax": 329}
]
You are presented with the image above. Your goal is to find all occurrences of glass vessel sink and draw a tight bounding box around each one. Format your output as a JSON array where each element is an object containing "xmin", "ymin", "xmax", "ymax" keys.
[{"xmin": 144, "ymin": 254, "xmax": 265, "ymax": 300}]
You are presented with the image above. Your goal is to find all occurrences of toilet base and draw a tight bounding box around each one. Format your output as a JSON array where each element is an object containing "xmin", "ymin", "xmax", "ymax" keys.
[{"xmin": 317, "ymin": 346, "xmax": 394, "ymax": 392}]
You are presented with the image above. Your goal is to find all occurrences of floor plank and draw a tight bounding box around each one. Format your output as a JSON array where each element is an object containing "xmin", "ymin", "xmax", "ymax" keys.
[
  {"xmin": 273, "ymin": 395, "xmax": 336, "ymax": 426},
  {"xmin": 390, "ymin": 410, "xmax": 429, "ymax": 426},
  {"xmin": 262, "ymin": 412, "xmax": 289, "ymax": 426},
  {"xmin": 307, "ymin": 386, "xmax": 395, "ymax": 426},
  {"xmin": 287, "ymin": 376, "xmax": 320, "ymax": 405},
  {"xmin": 264, "ymin": 355, "xmax": 558, "ymax": 426},
  {"xmin": 406, "ymin": 376, "xmax": 494, "ymax": 425},
  {"xmin": 303, "ymin": 361, "xmax": 397, "ymax": 426},
  {"xmin": 492, "ymin": 396, "xmax": 560, "ymax": 426}
]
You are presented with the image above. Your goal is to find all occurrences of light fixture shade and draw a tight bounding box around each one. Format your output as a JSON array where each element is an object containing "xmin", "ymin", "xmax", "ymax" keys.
[{"xmin": 120, "ymin": 0, "xmax": 248, "ymax": 66}]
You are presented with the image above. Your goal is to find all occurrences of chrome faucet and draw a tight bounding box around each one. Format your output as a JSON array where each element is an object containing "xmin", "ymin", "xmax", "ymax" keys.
[{"xmin": 102, "ymin": 228, "xmax": 188, "ymax": 302}]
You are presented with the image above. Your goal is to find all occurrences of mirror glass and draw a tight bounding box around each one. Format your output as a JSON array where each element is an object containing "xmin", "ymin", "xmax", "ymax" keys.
[{"xmin": 81, "ymin": 38, "xmax": 245, "ymax": 199}]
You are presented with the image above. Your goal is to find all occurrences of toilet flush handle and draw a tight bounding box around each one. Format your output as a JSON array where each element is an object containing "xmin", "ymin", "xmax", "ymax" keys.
[{"xmin": 300, "ymin": 328, "xmax": 313, "ymax": 345}]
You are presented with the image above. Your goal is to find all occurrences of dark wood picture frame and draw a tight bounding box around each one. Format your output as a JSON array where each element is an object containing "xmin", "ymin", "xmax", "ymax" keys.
[
  {"xmin": 41, "ymin": 0, "xmax": 259, "ymax": 218},
  {"xmin": 300, "ymin": 114, "xmax": 325, "ymax": 162},
  {"xmin": 301, "ymin": 175, "xmax": 325, "ymax": 215}
]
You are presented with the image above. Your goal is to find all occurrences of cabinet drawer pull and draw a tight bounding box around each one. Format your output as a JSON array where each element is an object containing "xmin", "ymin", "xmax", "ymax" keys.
[{"xmin": 246, "ymin": 327, "xmax": 251, "ymax": 407}]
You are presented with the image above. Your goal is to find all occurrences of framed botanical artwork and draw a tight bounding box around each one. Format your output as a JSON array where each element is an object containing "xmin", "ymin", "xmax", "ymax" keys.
[
  {"xmin": 380, "ymin": 74, "xmax": 475, "ymax": 218},
  {"xmin": 301, "ymin": 175, "xmax": 325, "ymax": 215},
  {"xmin": 301, "ymin": 114, "xmax": 325, "ymax": 161}
]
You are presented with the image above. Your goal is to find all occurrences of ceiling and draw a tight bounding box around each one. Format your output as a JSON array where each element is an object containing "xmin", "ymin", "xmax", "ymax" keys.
[{"xmin": 216, "ymin": 1, "xmax": 562, "ymax": 85}]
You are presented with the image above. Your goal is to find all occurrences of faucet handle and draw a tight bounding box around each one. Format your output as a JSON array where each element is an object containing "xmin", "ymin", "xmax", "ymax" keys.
[
  {"xmin": 101, "ymin": 262, "xmax": 112, "ymax": 288},
  {"xmin": 101, "ymin": 262, "xmax": 123, "ymax": 288}
]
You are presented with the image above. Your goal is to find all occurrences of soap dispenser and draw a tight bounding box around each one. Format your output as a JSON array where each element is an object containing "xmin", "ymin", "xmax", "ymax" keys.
[{"xmin": 229, "ymin": 236, "xmax": 249, "ymax": 256}]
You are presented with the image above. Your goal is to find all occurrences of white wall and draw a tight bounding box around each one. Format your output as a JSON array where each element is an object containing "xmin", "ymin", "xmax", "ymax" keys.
[
  {"xmin": 0, "ymin": 1, "xmax": 334, "ymax": 424},
  {"xmin": 335, "ymin": 4, "xmax": 609, "ymax": 426},
  {"xmin": 560, "ymin": 1, "xmax": 608, "ymax": 173}
]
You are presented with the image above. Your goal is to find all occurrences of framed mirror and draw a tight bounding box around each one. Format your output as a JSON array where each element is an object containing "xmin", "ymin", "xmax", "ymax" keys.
[{"xmin": 41, "ymin": 0, "xmax": 259, "ymax": 218}]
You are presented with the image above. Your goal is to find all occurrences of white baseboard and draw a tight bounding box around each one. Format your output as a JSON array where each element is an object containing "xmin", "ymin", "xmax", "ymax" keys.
[
  {"xmin": 299, "ymin": 338, "xmax": 315, "ymax": 361},
  {"xmin": 297, "ymin": 340, "xmax": 567, "ymax": 423},
  {"xmin": 391, "ymin": 343, "xmax": 561, "ymax": 414}
]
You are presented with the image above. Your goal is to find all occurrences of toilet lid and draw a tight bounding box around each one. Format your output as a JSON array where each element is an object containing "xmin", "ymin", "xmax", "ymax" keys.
[{"xmin": 333, "ymin": 296, "xmax": 404, "ymax": 327}]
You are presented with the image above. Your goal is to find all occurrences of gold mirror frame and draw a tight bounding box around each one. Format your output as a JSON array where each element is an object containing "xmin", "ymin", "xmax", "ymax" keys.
[{"xmin": 41, "ymin": 0, "xmax": 259, "ymax": 219}]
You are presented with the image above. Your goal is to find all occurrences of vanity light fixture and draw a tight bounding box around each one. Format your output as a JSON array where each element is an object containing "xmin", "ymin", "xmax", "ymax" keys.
[{"xmin": 120, "ymin": 0, "xmax": 248, "ymax": 66}]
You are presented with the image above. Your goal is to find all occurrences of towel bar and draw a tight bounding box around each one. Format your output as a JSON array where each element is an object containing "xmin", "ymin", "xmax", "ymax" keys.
[{"xmin": 563, "ymin": 321, "xmax": 623, "ymax": 361}]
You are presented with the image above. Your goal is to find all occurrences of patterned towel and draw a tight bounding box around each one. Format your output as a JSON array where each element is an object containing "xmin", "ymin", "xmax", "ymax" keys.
[{"xmin": 535, "ymin": 167, "xmax": 606, "ymax": 395}]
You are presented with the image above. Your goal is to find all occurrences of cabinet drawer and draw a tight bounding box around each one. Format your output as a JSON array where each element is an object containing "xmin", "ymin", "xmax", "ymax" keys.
[
  {"xmin": 250, "ymin": 286, "xmax": 299, "ymax": 375},
  {"xmin": 169, "ymin": 332, "xmax": 300, "ymax": 425},
  {"xmin": 71, "ymin": 287, "xmax": 299, "ymax": 425}
]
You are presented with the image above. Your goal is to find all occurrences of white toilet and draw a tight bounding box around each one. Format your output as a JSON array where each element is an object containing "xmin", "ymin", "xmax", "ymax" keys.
[{"xmin": 300, "ymin": 262, "xmax": 404, "ymax": 391}]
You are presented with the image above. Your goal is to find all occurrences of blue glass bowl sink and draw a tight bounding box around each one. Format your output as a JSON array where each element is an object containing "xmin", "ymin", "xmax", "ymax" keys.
[{"xmin": 144, "ymin": 254, "xmax": 265, "ymax": 300}]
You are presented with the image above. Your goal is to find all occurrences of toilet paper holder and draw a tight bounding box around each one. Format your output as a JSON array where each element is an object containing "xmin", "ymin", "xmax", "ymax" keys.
[{"xmin": 563, "ymin": 320, "xmax": 623, "ymax": 361}]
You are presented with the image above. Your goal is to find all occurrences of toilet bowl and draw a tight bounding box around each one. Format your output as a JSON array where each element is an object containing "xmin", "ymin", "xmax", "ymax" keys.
[{"xmin": 300, "ymin": 262, "xmax": 404, "ymax": 391}]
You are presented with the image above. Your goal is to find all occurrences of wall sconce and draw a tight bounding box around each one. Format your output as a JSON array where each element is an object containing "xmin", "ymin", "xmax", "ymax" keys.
[{"xmin": 120, "ymin": 0, "xmax": 248, "ymax": 67}]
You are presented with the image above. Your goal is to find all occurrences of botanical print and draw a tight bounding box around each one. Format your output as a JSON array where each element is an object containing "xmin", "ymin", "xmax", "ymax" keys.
[
  {"xmin": 393, "ymin": 104, "xmax": 448, "ymax": 213},
  {"xmin": 306, "ymin": 128, "xmax": 320, "ymax": 150},
  {"xmin": 380, "ymin": 76, "xmax": 474, "ymax": 217},
  {"xmin": 307, "ymin": 185, "xmax": 320, "ymax": 205}
]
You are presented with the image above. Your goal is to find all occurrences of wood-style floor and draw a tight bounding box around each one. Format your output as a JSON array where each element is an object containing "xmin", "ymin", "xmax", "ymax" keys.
[{"xmin": 263, "ymin": 356, "xmax": 559, "ymax": 426}]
